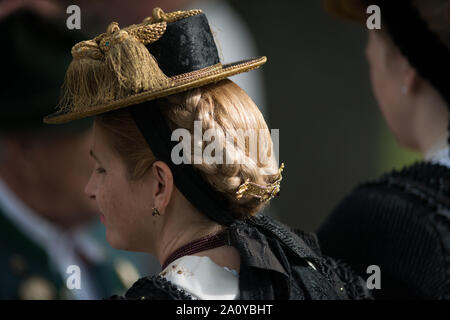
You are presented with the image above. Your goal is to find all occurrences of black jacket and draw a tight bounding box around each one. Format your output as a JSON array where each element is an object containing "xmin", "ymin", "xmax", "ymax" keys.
[
  {"xmin": 112, "ymin": 215, "xmax": 371, "ymax": 300},
  {"xmin": 318, "ymin": 162, "xmax": 450, "ymax": 299}
]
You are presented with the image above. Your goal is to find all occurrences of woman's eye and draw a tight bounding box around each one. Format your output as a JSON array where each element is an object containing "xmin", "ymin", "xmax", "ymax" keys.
[{"xmin": 95, "ymin": 167, "xmax": 106, "ymax": 174}]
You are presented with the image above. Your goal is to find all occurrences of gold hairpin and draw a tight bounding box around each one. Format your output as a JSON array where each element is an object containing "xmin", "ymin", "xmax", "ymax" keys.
[{"xmin": 235, "ymin": 163, "xmax": 285, "ymax": 202}]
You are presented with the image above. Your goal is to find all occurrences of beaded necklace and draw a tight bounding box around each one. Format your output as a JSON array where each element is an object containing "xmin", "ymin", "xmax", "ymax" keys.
[{"xmin": 161, "ymin": 231, "xmax": 228, "ymax": 270}]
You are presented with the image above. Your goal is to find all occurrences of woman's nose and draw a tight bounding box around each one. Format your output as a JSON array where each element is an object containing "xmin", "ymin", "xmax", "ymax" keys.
[{"xmin": 84, "ymin": 177, "xmax": 96, "ymax": 200}]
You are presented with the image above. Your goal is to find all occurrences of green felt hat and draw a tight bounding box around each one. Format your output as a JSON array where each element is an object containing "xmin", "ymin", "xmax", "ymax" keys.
[{"xmin": 0, "ymin": 9, "xmax": 92, "ymax": 133}]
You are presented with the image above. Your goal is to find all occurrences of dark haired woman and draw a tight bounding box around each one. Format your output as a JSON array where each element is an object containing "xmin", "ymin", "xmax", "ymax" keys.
[{"xmin": 319, "ymin": 0, "xmax": 450, "ymax": 299}]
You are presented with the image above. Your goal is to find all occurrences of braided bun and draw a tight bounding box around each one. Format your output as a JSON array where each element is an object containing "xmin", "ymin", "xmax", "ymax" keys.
[{"xmin": 98, "ymin": 79, "xmax": 280, "ymax": 218}]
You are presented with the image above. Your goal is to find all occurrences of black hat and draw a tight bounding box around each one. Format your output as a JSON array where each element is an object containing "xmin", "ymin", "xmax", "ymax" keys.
[
  {"xmin": 324, "ymin": 0, "xmax": 450, "ymax": 107},
  {"xmin": 43, "ymin": 8, "xmax": 266, "ymax": 124}
]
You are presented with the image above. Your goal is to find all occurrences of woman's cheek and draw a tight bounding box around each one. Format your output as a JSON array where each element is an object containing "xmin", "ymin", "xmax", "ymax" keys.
[
  {"xmin": 98, "ymin": 183, "xmax": 123, "ymax": 223},
  {"xmin": 96, "ymin": 181, "xmax": 111, "ymax": 217}
]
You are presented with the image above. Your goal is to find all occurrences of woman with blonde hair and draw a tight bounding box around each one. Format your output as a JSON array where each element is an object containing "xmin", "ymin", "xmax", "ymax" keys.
[{"xmin": 44, "ymin": 8, "xmax": 369, "ymax": 299}]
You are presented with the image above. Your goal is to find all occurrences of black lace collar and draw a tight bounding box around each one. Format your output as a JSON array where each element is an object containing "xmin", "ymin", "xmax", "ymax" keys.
[
  {"xmin": 362, "ymin": 161, "xmax": 450, "ymax": 207},
  {"xmin": 226, "ymin": 215, "xmax": 323, "ymax": 276}
]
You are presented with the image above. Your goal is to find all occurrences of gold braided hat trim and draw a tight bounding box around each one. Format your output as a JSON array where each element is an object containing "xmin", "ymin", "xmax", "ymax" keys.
[{"xmin": 235, "ymin": 163, "xmax": 285, "ymax": 202}]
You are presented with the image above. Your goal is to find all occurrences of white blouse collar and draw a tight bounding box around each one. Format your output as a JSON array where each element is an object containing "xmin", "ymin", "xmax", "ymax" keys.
[
  {"xmin": 425, "ymin": 145, "xmax": 450, "ymax": 169},
  {"xmin": 159, "ymin": 255, "xmax": 239, "ymax": 300}
]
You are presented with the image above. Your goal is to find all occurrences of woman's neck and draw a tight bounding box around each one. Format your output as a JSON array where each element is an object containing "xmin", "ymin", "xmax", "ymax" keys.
[
  {"xmin": 158, "ymin": 225, "xmax": 241, "ymax": 273},
  {"xmin": 154, "ymin": 199, "xmax": 224, "ymax": 267},
  {"xmin": 412, "ymin": 84, "xmax": 449, "ymax": 158},
  {"xmin": 424, "ymin": 135, "xmax": 449, "ymax": 161}
]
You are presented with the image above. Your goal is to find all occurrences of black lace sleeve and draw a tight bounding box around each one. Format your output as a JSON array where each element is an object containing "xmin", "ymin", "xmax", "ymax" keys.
[{"xmin": 108, "ymin": 276, "xmax": 195, "ymax": 300}]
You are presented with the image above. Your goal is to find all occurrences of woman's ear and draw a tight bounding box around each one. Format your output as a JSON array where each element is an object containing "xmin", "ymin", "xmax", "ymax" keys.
[
  {"xmin": 150, "ymin": 161, "xmax": 174, "ymax": 214},
  {"xmin": 395, "ymin": 51, "xmax": 419, "ymax": 95},
  {"xmin": 403, "ymin": 63, "xmax": 419, "ymax": 94}
]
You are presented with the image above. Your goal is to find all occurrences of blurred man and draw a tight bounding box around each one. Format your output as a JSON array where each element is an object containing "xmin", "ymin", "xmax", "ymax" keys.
[{"xmin": 0, "ymin": 7, "xmax": 137, "ymax": 299}]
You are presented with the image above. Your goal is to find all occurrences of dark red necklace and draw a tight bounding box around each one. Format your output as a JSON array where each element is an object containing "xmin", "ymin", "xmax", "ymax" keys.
[{"xmin": 161, "ymin": 231, "xmax": 228, "ymax": 270}]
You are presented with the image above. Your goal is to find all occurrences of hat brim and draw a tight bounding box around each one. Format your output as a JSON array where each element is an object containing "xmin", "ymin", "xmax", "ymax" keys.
[
  {"xmin": 324, "ymin": 0, "xmax": 367, "ymax": 24},
  {"xmin": 43, "ymin": 56, "xmax": 266, "ymax": 124}
]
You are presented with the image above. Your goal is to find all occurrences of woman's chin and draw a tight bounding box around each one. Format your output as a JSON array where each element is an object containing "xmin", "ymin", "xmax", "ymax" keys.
[
  {"xmin": 105, "ymin": 230, "xmax": 126, "ymax": 250},
  {"xmin": 104, "ymin": 227, "xmax": 143, "ymax": 251}
]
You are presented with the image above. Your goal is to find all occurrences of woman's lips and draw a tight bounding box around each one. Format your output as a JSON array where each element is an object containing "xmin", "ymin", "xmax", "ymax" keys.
[{"xmin": 100, "ymin": 213, "xmax": 105, "ymax": 223}]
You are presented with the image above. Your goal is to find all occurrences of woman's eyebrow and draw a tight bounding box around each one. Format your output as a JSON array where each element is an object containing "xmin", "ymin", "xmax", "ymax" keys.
[{"xmin": 89, "ymin": 149, "xmax": 101, "ymax": 163}]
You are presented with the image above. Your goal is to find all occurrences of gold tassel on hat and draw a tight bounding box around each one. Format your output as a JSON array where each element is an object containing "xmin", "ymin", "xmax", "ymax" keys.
[
  {"xmin": 105, "ymin": 28, "xmax": 170, "ymax": 94},
  {"xmin": 60, "ymin": 41, "xmax": 116, "ymax": 113}
]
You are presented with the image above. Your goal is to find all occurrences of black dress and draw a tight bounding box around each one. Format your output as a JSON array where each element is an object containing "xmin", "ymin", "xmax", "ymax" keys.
[
  {"xmin": 317, "ymin": 162, "xmax": 450, "ymax": 299},
  {"xmin": 110, "ymin": 215, "xmax": 372, "ymax": 300}
]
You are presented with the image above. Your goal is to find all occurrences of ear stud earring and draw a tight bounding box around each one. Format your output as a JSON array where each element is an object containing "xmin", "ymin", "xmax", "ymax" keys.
[{"xmin": 152, "ymin": 207, "xmax": 160, "ymax": 216}]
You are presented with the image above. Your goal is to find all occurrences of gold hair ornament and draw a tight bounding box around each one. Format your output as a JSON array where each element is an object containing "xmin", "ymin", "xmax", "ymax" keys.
[{"xmin": 235, "ymin": 163, "xmax": 285, "ymax": 202}]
